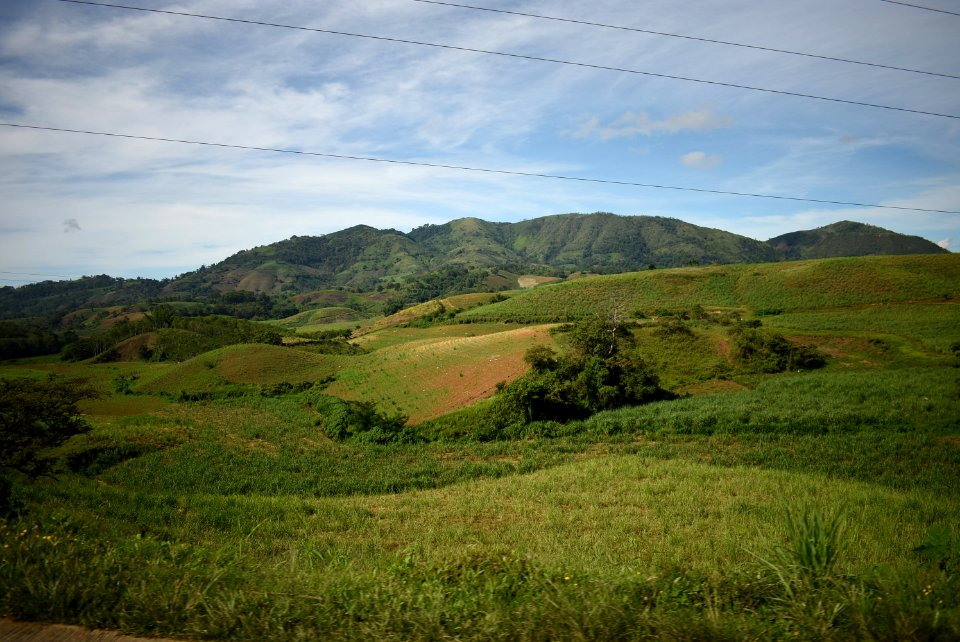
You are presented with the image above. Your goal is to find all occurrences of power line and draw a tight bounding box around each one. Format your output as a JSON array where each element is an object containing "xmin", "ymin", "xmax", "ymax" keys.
[
  {"xmin": 410, "ymin": 0, "xmax": 960, "ymax": 80},
  {"xmin": 878, "ymin": 0, "xmax": 960, "ymax": 16},
  {"xmin": 3, "ymin": 122, "xmax": 958, "ymax": 215},
  {"xmin": 0, "ymin": 271, "xmax": 77, "ymax": 279},
  {"xmin": 54, "ymin": 0, "xmax": 960, "ymax": 121}
]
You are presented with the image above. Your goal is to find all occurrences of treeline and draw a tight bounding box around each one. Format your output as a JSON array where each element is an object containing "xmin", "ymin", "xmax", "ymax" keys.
[
  {"xmin": 0, "ymin": 321, "xmax": 69, "ymax": 360},
  {"xmin": 381, "ymin": 267, "xmax": 506, "ymax": 314},
  {"xmin": 0, "ymin": 276, "xmax": 165, "ymax": 321},
  {"xmin": 62, "ymin": 308, "xmax": 282, "ymax": 362}
]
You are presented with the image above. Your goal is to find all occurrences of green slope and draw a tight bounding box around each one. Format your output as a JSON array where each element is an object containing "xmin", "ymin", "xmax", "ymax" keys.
[{"xmin": 459, "ymin": 254, "xmax": 960, "ymax": 322}]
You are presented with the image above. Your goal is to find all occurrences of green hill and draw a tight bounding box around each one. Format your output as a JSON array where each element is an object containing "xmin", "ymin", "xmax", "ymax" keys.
[
  {"xmin": 135, "ymin": 343, "xmax": 341, "ymax": 396},
  {"xmin": 1, "ymin": 214, "xmax": 950, "ymax": 322},
  {"xmin": 157, "ymin": 214, "xmax": 956, "ymax": 296},
  {"xmin": 767, "ymin": 220, "xmax": 948, "ymax": 259},
  {"xmin": 459, "ymin": 254, "xmax": 960, "ymax": 323}
]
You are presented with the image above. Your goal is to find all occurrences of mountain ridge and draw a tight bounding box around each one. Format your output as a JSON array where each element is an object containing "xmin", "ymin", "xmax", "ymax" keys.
[
  {"xmin": 166, "ymin": 214, "xmax": 944, "ymax": 296},
  {"xmin": 0, "ymin": 213, "xmax": 948, "ymax": 319}
]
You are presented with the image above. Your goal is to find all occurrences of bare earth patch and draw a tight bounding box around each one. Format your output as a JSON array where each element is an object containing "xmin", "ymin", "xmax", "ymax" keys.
[{"xmin": 0, "ymin": 619, "xmax": 183, "ymax": 642}]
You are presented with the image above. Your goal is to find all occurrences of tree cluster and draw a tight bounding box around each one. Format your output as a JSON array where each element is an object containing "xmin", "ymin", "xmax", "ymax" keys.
[
  {"xmin": 493, "ymin": 316, "xmax": 674, "ymax": 427},
  {"xmin": 308, "ymin": 393, "xmax": 415, "ymax": 444},
  {"xmin": 728, "ymin": 325, "xmax": 827, "ymax": 373}
]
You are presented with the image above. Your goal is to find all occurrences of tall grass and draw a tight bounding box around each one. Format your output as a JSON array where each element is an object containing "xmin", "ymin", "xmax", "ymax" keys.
[
  {"xmin": 575, "ymin": 366, "xmax": 959, "ymax": 439},
  {"xmin": 2, "ymin": 254, "xmax": 959, "ymax": 638},
  {"xmin": 4, "ymin": 455, "xmax": 958, "ymax": 640},
  {"xmin": 763, "ymin": 302, "xmax": 960, "ymax": 352}
]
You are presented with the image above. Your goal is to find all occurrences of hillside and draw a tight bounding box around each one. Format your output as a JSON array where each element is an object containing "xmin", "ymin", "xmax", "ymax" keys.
[
  {"xmin": 767, "ymin": 220, "xmax": 948, "ymax": 259},
  {"xmin": 459, "ymin": 254, "xmax": 960, "ymax": 323},
  {"xmin": 0, "ymin": 214, "xmax": 949, "ymax": 321},
  {"xmin": 2, "ymin": 251, "xmax": 959, "ymax": 639},
  {"xmin": 160, "ymin": 214, "xmax": 945, "ymax": 296}
]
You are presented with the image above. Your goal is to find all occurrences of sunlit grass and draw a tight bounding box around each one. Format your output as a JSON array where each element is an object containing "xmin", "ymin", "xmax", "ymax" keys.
[{"xmin": 763, "ymin": 302, "xmax": 960, "ymax": 352}]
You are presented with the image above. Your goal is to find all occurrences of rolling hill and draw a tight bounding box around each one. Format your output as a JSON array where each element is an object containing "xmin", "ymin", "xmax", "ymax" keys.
[{"xmin": 768, "ymin": 220, "xmax": 948, "ymax": 259}]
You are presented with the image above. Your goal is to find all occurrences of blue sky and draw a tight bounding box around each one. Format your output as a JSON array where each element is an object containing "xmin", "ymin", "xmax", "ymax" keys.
[{"xmin": 1, "ymin": 0, "xmax": 958, "ymax": 283}]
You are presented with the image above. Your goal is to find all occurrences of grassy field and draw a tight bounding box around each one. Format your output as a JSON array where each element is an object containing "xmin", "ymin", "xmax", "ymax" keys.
[
  {"xmin": 2, "ymin": 254, "xmax": 959, "ymax": 639},
  {"xmin": 459, "ymin": 254, "xmax": 960, "ymax": 322}
]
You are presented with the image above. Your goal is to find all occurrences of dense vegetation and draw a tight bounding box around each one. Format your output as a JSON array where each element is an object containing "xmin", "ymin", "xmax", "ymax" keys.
[{"xmin": 1, "ymin": 253, "xmax": 958, "ymax": 640}]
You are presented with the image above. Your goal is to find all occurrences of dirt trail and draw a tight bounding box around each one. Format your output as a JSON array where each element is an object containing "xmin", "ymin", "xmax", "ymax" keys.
[{"xmin": 0, "ymin": 619, "xmax": 183, "ymax": 642}]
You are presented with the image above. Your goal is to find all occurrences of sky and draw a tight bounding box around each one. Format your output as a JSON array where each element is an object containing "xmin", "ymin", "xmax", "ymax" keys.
[{"xmin": 1, "ymin": 0, "xmax": 958, "ymax": 284}]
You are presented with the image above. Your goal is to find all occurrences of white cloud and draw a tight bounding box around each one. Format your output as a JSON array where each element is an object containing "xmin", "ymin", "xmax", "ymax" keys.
[
  {"xmin": 938, "ymin": 238, "xmax": 951, "ymax": 250},
  {"xmin": 1, "ymin": 0, "xmax": 958, "ymax": 280},
  {"xmin": 578, "ymin": 107, "xmax": 732, "ymax": 141},
  {"xmin": 681, "ymin": 151, "xmax": 721, "ymax": 169}
]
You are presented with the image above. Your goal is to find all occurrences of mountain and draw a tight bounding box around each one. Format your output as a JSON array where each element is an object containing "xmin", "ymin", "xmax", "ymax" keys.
[
  {"xmin": 165, "ymin": 213, "xmax": 780, "ymax": 296},
  {"xmin": 1, "ymin": 214, "xmax": 949, "ymax": 320},
  {"xmin": 767, "ymin": 220, "xmax": 948, "ymax": 260}
]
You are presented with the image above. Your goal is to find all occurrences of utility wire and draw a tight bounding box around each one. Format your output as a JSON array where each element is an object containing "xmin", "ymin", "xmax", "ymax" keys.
[
  {"xmin": 55, "ymin": 0, "xmax": 960, "ymax": 121},
  {"xmin": 878, "ymin": 0, "xmax": 960, "ymax": 16},
  {"xmin": 410, "ymin": 0, "xmax": 960, "ymax": 80},
  {"xmin": 4, "ymin": 122, "xmax": 958, "ymax": 215},
  {"xmin": 0, "ymin": 271, "xmax": 77, "ymax": 279}
]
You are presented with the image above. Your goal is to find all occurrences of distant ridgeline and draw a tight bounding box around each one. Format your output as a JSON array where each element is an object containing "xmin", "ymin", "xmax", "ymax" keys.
[{"xmin": 0, "ymin": 214, "xmax": 948, "ymax": 321}]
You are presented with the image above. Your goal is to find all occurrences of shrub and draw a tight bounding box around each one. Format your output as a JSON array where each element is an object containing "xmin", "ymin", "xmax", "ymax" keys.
[
  {"xmin": 729, "ymin": 326, "xmax": 826, "ymax": 373},
  {"xmin": 307, "ymin": 394, "xmax": 415, "ymax": 444},
  {"xmin": 652, "ymin": 319, "xmax": 695, "ymax": 339}
]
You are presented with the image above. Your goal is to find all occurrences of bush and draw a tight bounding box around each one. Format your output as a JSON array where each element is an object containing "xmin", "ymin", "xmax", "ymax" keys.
[
  {"xmin": 0, "ymin": 376, "xmax": 99, "ymax": 479},
  {"xmin": 307, "ymin": 394, "xmax": 415, "ymax": 444},
  {"xmin": 729, "ymin": 326, "xmax": 826, "ymax": 373}
]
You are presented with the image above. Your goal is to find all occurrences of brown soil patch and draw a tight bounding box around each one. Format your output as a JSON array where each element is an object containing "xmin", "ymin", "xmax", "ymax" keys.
[
  {"xmin": 0, "ymin": 619, "xmax": 183, "ymax": 642},
  {"xmin": 717, "ymin": 339, "xmax": 731, "ymax": 363},
  {"xmin": 517, "ymin": 275, "xmax": 562, "ymax": 288},
  {"xmin": 938, "ymin": 436, "xmax": 960, "ymax": 448},
  {"xmin": 410, "ymin": 327, "xmax": 551, "ymax": 422}
]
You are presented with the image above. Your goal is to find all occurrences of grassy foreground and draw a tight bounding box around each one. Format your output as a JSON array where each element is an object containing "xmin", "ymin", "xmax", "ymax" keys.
[
  {"xmin": 2, "ymin": 256, "xmax": 959, "ymax": 640},
  {"xmin": 2, "ymin": 365, "xmax": 959, "ymax": 640}
]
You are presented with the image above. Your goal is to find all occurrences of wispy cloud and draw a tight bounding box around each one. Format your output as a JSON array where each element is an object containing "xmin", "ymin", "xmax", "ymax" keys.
[
  {"xmin": 0, "ymin": 0, "xmax": 957, "ymax": 280},
  {"xmin": 681, "ymin": 151, "xmax": 721, "ymax": 169},
  {"xmin": 577, "ymin": 107, "xmax": 732, "ymax": 141}
]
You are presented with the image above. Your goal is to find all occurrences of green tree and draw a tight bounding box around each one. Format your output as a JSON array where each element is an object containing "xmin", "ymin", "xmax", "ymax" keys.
[
  {"xmin": 495, "ymin": 314, "xmax": 673, "ymax": 426},
  {"xmin": 729, "ymin": 326, "xmax": 827, "ymax": 373},
  {"xmin": 1, "ymin": 376, "xmax": 99, "ymax": 479},
  {"xmin": 1, "ymin": 376, "xmax": 99, "ymax": 515}
]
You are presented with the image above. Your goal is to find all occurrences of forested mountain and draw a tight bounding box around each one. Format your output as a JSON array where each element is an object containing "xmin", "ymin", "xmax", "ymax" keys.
[
  {"xmin": 164, "ymin": 213, "xmax": 782, "ymax": 296},
  {"xmin": 0, "ymin": 213, "xmax": 949, "ymax": 320},
  {"xmin": 767, "ymin": 220, "xmax": 948, "ymax": 260}
]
